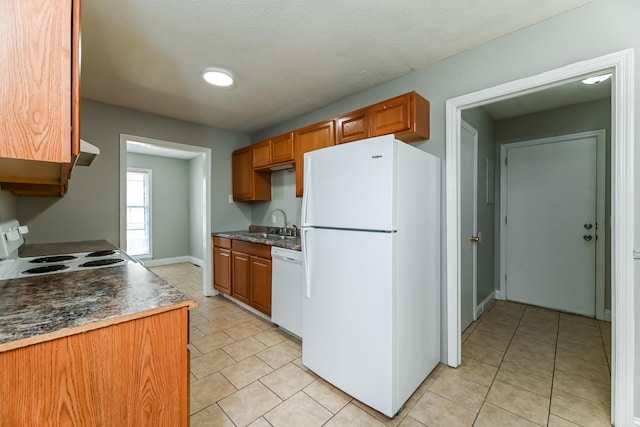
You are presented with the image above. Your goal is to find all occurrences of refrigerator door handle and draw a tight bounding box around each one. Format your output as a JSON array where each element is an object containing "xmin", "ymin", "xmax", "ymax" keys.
[
  {"xmin": 302, "ymin": 228, "xmax": 311, "ymax": 298},
  {"xmin": 301, "ymin": 157, "xmax": 311, "ymax": 226}
]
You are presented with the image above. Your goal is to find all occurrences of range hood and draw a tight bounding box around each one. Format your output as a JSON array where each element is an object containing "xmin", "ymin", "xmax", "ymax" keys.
[{"xmin": 75, "ymin": 139, "xmax": 100, "ymax": 166}]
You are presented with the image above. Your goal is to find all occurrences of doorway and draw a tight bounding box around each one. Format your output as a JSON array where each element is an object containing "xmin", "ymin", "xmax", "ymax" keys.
[
  {"xmin": 499, "ymin": 131, "xmax": 606, "ymax": 318},
  {"xmin": 118, "ymin": 134, "xmax": 213, "ymax": 296},
  {"xmin": 460, "ymin": 120, "xmax": 478, "ymax": 332},
  {"xmin": 445, "ymin": 49, "xmax": 635, "ymax": 424}
]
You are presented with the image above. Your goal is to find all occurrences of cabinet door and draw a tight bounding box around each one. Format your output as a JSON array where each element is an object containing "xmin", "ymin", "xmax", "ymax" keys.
[
  {"xmin": 337, "ymin": 109, "xmax": 369, "ymax": 144},
  {"xmin": 370, "ymin": 93, "xmax": 411, "ymax": 137},
  {"xmin": 232, "ymin": 146, "xmax": 271, "ymax": 201},
  {"xmin": 294, "ymin": 120, "xmax": 335, "ymax": 197},
  {"xmin": 231, "ymin": 252, "xmax": 251, "ymax": 304},
  {"xmin": 271, "ymin": 132, "xmax": 294, "ymax": 164},
  {"xmin": 213, "ymin": 247, "xmax": 232, "ymax": 295},
  {"xmin": 370, "ymin": 92, "xmax": 430, "ymax": 143},
  {"xmin": 252, "ymin": 140, "xmax": 271, "ymax": 168},
  {"xmin": 250, "ymin": 256, "xmax": 272, "ymax": 316}
]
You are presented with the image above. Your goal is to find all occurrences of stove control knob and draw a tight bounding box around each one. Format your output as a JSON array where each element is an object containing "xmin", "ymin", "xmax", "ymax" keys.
[
  {"xmin": 18, "ymin": 226, "xmax": 29, "ymax": 234},
  {"xmin": 5, "ymin": 230, "xmax": 20, "ymax": 241}
]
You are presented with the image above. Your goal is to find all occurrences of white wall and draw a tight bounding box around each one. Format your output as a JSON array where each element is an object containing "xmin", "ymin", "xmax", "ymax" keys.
[
  {"xmin": 190, "ymin": 155, "xmax": 205, "ymax": 261},
  {"xmin": 250, "ymin": 0, "xmax": 639, "ymax": 414}
]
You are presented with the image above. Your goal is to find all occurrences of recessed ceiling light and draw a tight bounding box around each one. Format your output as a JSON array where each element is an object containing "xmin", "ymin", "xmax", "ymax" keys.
[
  {"xmin": 581, "ymin": 73, "xmax": 612, "ymax": 85},
  {"xmin": 203, "ymin": 69, "xmax": 234, "ymax": 87}
]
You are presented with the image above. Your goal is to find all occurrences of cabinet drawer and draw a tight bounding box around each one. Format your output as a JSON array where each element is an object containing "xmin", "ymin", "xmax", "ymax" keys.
[
  {"xmin": 213, "ymin": 236, "xmax": 232, "ymax": 249},
  {"xmin": 232, "ymin": 240, "xmax": 271, "ymax": 259}
]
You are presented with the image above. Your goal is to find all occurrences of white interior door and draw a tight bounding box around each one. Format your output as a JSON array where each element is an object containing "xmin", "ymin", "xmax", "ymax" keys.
[
  {"xmin": 503, "ymin": 136, "xmax": 597, "ymax": 316},
  {"xmin": 460, "ymin": 121, "xmax": 478, "ymax": 331}
]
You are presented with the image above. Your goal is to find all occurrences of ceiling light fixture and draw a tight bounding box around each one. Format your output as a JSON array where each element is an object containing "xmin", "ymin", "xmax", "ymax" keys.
[
  {"xmin": 581, "ymin": 73, "xmax": 612, "ymax": 85},
  {"xmin": 202, "ymin": 69, "xmax": 235, "ymax": 87}
]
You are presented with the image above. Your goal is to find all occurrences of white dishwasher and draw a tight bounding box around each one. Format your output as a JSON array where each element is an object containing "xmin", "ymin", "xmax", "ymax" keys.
[{"xmin": 271, "ymin": 246, "xmax": 304, "ymax": 338}]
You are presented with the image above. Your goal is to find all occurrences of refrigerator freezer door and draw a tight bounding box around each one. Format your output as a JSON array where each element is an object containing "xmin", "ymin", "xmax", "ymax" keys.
[
  {"xmin": 302, "ymin": 135, "xmax": 396, "ymax": 231},
  {"xmin": 302, "ymin": 227, "xmax": 398, "ymax": 416}
]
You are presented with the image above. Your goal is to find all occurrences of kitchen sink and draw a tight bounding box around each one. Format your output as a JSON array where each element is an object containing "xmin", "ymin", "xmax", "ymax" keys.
[{"xmin": 248, "ymin": 233, "xmax": 295, "ymax": 240}]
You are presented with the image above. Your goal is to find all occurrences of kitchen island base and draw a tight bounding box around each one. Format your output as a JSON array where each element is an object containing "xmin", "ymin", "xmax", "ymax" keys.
[{"xmin": 0, "ymin": 307, "xmax": 190, "ymax": 426}]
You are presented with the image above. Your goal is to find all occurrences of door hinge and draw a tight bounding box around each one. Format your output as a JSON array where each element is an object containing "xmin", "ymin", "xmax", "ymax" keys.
[
  {"xmin": 505, "ymin": 216, "xmax": 507, "ymax": 224},
  {"xmin": 505, "ymin": 157, "xmax": 508, "ymax": 166},
  {"xmin": 505, "ymin": 273, "xmax": 507, "ymax": 283}
]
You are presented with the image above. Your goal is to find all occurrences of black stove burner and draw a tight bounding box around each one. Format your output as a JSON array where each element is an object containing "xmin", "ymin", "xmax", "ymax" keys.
[
  {"xmin": 23, "ymin": 264, "xmax": 70, "ymax": 275},
  {"xmin": 86, "ymin": 250, "xmax": 116, "ymax": 258},
  {"xmin": 79, "ymin": 258, "xmax": 125, "ymax": 268},
  {"xmin": 30, "ymin": 255, "xmax": 78, "ymax": 264}
]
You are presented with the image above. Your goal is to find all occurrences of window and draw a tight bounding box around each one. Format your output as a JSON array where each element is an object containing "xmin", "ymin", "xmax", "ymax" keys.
[{"xmin": 126, "ymin": 168, "xmax": 152, "ymax": 258}]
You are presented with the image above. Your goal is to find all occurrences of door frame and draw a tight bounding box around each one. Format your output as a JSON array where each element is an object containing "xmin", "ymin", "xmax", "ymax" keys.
[
  {"xmin": 460, "ymin": 120, "xmax": 479, "ymax": 330},
  {"xmin": 445, "ymin": 48, "xmax": 634, "ymax": 425},
  {"xmin": 119, "ymin": 134, "xmax": 213, "ymax": 296},
  {"xmin": 498, "ymin": 130, "xmax": 606, "ymax": 319}
]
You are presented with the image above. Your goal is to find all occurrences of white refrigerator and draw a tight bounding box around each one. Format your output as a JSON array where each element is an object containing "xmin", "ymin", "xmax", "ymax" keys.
[{"xmin": 301, "ymin": 134, "xmax": 441, "ymax": 417}]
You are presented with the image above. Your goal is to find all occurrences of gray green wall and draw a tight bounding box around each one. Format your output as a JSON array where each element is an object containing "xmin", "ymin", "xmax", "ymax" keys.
[
  {"xmin": 17, "ymin": 99, "xmax": 252, "ymax": 245},
  {"xmin": 127, "ymin": 153, "xmax": 190, "ymax": 260},
  {"xmin": 251, "ymin": 169, "xmax": 302, "ymax": 230},
  {"xmin": 0, "ymin": 191, "xmax": 17, "ymax": 223},
  {"xmin": 248, "ymin": 0, "xmax": 639, "ymax": 412}
]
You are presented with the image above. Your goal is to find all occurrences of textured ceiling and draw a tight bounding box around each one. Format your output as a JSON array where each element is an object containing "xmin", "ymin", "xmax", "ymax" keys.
[{"xmin": 81, "ymin": 0, "xmax": 592, "ymax": 135}]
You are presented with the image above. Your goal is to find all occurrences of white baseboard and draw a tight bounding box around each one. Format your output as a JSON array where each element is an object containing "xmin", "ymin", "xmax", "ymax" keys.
[
  {"xmin": 141, "ymin": 256, "xmax": 203, "ymax": 267},
  {"xmin": 494, "ymin": 290, "xmax": 505, "ymax": 300},
  {"xmin": 633, "ymin": 416, "xmax": 640, "ymax": 427},
  {"xmin": 220, "ymin": 294, "xmax": 271, "ymax": 322},
  {"xmin": 475, "ymin": 291, "xmax": 495, "ymax": 319},
  {"xmin": 603, "ymin": 309, "xmax": 612, "ymax": 322}
]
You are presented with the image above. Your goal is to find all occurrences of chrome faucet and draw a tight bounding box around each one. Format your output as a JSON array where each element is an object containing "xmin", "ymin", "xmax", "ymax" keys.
[{"xmin": 269, "ymin": 208, "xmax": 287, "ymax": 231}]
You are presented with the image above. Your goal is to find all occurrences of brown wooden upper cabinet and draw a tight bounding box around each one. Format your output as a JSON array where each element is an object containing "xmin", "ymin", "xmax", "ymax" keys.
[
  {"xmin": 370, "ymin": 92, "xmax": 430, "ymax": 143},
  {"xmin": 0, "ymin": 0, "xmax": 81, "ymax": 196},
  {"xmin": 336, "ymin": 108, "xmax": 370, "ymax": 144},
  {"xmin": 252, "ymin": 132, "xmax": 295, "ymax": 170},
  {"xmin": 294, "ymin": 120, "xmax": 336, "ymax": 197},
  {"xmin": 232, "ymin": 146, "xmax": 271, "ymax": 201}
]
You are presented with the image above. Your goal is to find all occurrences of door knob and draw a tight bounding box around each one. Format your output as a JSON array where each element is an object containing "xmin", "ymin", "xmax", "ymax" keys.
[
  {"xmin": 469, "ymin": 235, "xmax": 480, "ymax": 242},
  {"xmin": 583, "ymin": 234, "xmax": 593, "ymax": 241},
  {"xmin": 584, "ymin": 223, "xmax": 593, "ymax": 230}
]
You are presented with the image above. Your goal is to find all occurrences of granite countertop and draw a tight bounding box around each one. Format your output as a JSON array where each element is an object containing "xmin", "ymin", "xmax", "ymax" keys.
[
  {"xmin": 214, "ymin": 230, "xmax": 301, "ymax": 251},
  {"xmin": 0, "ymin": 241, "xmax": 196, "ymax": 352}
]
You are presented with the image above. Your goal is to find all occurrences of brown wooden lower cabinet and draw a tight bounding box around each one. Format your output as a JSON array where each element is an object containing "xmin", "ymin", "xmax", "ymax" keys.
[
  {"xmin": 250, "ymin": 255, "xmax": 272, "ymax": 316},
  {"xmin": 0, "ymin": 308, "xmax": 191, "ymax": 426},
  {"xmin": 213, "ymin": 238, "xmax": 273, "ymax": 316},
  {"xmin": 231, "ymin": 251, "xmax": 251, "ymax": 305},
  {"xmin": 213, "ymin": 246, "xmax": 232, "ymax": 294}
]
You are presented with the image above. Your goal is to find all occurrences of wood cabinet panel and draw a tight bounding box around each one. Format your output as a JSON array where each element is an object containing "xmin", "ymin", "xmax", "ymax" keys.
[
  {"xmin": 0, "ymin": 308, "xmax": 190, "ymax": 426},
  {"xmin": 337, "ymin": 109, "xmax": 369, "ymax": 144},
  {"xmin": 252, "ymin": 140, "xmax": 271, "ymax": 168},
  {"xmin": 370, "ymin": 92, "xmax": 430, "ymax": 142},
  {"xmin": 270, "ymin": 132, "xmax": 294, "ymax": 164},
  {"xmin": 294, "ymin": 120, "xmax": 335, "ymax": 197},
  {"xmin": 213, "ymin": 236, "xmax": 232, "ymax": 250},
  {"xmin": 231, "ymin": 252, "xmax": 251, "ymax": 305},
  {"xmin": 250, "ymin": 256, "xmax": 272, "ymax": 316},
  {"xmin": 213, "ymin": 246, "xmax": 232, "ymax": 295},
  {"xmin": 0, "ymin": 0, "xmax": 81, "ymax": 196},
  {"xmin": 232, "ymin": 146, "xmax": 271, "ymax": 201}
]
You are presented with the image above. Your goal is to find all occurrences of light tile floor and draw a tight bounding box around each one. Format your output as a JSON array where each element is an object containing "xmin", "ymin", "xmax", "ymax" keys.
[{"xmin": 151, "ymin": 263, "xmax": 612, "ymax": 427}]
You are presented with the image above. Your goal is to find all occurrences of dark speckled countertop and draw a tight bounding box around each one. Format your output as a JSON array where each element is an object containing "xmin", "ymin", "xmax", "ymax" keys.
[
  {"xmin": 214, "ymin": 230, "xmax": 301, "ymax": 251},
  {"xmin": 0, "ymin": 241, "xmax": 196, "ymax": 352}
]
